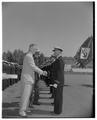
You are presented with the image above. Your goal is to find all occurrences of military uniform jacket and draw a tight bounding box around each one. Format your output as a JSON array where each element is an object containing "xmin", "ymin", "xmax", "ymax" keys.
[
  {"xmin": 50, "ymin": 56, "xmax": 65, "ymax": 86},
  {"xmin": 42, "ymin": 56, "xmax": 64, "ymax": 86}
]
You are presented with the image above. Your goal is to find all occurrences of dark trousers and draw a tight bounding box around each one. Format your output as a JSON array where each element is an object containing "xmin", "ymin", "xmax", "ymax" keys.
[
  {"xmin": 54, "ymin": 86, "xmax": 63, "ymax": 114},
  {"xmin": 50, "ymin": 86, "xmax": 54, "ymax": 97},
  {"xmin": 29, "ymin": 80, "xmax": 39, "ymax": 105},
  {"xmin": 33, "ymin": 81, "xmax": 39, "ymax": 103}
]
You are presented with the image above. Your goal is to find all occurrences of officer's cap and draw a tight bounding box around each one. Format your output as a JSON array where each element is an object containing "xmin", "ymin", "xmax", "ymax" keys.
[{"xmin": 52, "ymin": 47, "xmax": 63, "ymax": 52}]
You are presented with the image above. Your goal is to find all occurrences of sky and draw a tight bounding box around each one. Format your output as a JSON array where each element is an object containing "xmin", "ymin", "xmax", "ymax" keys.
[{"xmin": 2, "ymin": 2, "xmax": 93, "ymax": 57}]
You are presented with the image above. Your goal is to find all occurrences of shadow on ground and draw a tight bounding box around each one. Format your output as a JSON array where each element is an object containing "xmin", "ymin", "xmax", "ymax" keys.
[
  {"xmin": 2, "ymin": 107, "xmax": 53, "ymax": 118},
  {"xmin": 2, "ymin": 102, "xmax": 19, "ymax": 108},
  {"xmin": 2, "ymin": 108, "xmax": 19, "ymax": 118}
]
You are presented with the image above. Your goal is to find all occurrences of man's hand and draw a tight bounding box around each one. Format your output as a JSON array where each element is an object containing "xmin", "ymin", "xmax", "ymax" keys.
[{"xmin": 43, "ymin": 71, "xmax": 47, "ymax": 76}]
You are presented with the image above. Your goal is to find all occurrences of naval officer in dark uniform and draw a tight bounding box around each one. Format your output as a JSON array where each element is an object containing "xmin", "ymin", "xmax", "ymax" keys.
[
  {"xmin": 51, "ymin": 47, "xmax": 65, "ymax": 114},
  {"xmin": 39, "ymin": 47, "xmax": 64, "ymax": 114}
]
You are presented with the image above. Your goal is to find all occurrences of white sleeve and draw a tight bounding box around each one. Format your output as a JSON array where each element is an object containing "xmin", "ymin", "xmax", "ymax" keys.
[{"xmin": 26, "ymin": 55, "xmax": 44, "ymax": 75}]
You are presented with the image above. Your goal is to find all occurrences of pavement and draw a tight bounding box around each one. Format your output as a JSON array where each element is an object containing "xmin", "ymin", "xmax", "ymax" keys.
[{"xmin": 2, "ymin": 73, "xmax": 94, "ymax": 118}]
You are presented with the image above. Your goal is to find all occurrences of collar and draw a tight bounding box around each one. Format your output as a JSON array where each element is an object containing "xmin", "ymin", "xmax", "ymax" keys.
[
  {"xmin": 28, "ymin": 51, "xmax": 33, "ymax": 56},
  {"xmin": 56, "ymin": 54, "xmax": 62, "ymax": 59}
]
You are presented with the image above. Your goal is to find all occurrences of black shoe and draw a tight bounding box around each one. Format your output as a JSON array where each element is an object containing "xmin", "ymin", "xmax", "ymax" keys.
[
  {"xmin": 51, "ymin": 102, "xmax": 54, "ymax": 105},
  {"xmin": 50, "ymin": 111, "xmax": 55, "ymax": 115},
  {"xmin": 33, "ymin": 102, "xmax": 40, "ymax": 105},
  {"xmin": 29, "ymin": 105, "xmax": 34, "ymax": 108},
  {"xmin": 50, "ymin": 111, "xmax": 59, "ymax": 115},
  {"xmin": 54, "ymin": 112, "xmax": 62, "ymax": 115}
]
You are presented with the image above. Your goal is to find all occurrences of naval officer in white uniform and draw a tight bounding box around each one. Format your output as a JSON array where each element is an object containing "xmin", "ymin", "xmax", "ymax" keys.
[{"xmin": 19, "ymin": 44, "xmax": 47, "ymax": 117}]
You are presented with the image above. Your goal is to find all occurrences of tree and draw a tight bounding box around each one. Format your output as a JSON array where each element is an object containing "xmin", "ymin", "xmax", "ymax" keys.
[
  {"xmin": 3, "ymin": 52, "xmax": 7, "ymax": 61},
  {"xmin": 13, "ymin": 49, "xmax": 18, "ymax": 63},
  {"xmin": 6, "ymin": 51, "xmax": 13, "ymax": 62},
  {"xmin": 13, "ymin": 49, "xmax": 25, "ymax": 65},
  {"xmin": 3, "ymin": 49, "xmax": 25, "ymax": 65}
]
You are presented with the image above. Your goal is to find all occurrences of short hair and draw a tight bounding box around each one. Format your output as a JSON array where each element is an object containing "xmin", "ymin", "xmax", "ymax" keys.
[{"xmin": 29, "ymin": 44, "xmax": 36, "ymax": 49}]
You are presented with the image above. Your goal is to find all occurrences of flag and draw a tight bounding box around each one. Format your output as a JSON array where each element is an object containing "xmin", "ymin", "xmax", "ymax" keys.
[
  {"xmin": 80, "ymin": 48, "xmax": 90, "ymax": 59},
  {"xmin": 74, "ymin": 36, "xmax": 93, "ymax": 68}
]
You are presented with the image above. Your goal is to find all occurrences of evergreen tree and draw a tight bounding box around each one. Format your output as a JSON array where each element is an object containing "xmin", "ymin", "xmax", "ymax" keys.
[{"xmin": 6, "ymin": 51, "xmax": 13, "ymax": 62}]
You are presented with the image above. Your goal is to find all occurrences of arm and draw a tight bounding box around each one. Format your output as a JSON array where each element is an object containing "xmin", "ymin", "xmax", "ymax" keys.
[
  {"xmin": 41, "ymin": 64, "xmax": 52, "ymax": 71},
  {"xmin": 26, "ymin": 55, "xmax": 44, "ymax": 75}
]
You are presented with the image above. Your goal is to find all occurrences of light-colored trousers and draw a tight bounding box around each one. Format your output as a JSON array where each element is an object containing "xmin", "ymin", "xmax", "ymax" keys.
[{"xmin": 20, "ymin": 81, "xmax": 34, "ymax": 112}]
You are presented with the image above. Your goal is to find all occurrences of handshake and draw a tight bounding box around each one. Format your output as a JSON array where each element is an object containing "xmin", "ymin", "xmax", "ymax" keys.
[
  {"xmin": 42, "ymin": 71, "xmax": 48, "ymax": 76},
  {"xmin": 50, "ymin": 84, "xmax": 58, "ymax": 88}
]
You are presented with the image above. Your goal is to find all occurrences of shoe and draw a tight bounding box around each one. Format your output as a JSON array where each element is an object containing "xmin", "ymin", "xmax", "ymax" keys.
[
  {"xmin": 19, "ymin": 111, "xmax": 27, "ymax": 117},
  {"xmin": 51, "ymin": 102, "xmax": 54, "ymax": 105},
  {"xmin": 51, "ymin": 111, "xmax": 61, "ymax": 115},
  {"xmin": 33, "ymin": 102, "xmax": 40, "ymax": 105},
  {"xmin": 50, "ymin": 111, "xmax": 56, "ymax": 115},
  {"xmin": 29, "ymin": 104, "xmax": 34, "ymax": 108}
]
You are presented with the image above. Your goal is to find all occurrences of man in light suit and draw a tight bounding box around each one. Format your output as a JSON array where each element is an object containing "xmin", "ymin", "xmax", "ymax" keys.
[
  {"xmin": 29, "ymin": 51, "xmax": 40, "ymax": 106},
  {"xmin": 19, "ymin": 44, "xmax": 47, "ymax": 117}
]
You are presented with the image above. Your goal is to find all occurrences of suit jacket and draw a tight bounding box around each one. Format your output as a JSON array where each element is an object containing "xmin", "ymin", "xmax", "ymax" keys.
[{"xmin": 21, "ymin": 52, "xmax": 43, "ymax": 84}]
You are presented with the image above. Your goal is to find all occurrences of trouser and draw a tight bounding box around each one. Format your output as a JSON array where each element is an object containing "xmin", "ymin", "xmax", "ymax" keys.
[
  {"xmin": 50, "ymin": 86, "xmax": 53, "ymax": 93},
  {"xmin": 54, "ymin": 86, "xmax": 63, "ymax": 114},
  {"xmin": 20, "ymin": 82, "xmax": 34, "ymax": 112},
  {"xmin": 33, "ymin": 81, "xmax": 39, "ymax": 103},
  {"xmin": 50, "ymin": 86, "xmax": 54, "ymax": 97},
  {"xmin": 29, "ymin": 80, "xmax": 39, "ymax": 104}
]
